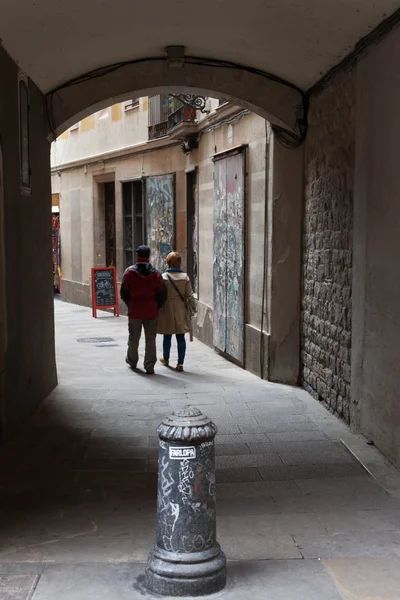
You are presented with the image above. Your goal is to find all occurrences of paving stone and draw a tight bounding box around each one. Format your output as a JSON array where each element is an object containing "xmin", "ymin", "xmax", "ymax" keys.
[
  {"xmin": 216, "ymin": 495, "xmax": 279, "ymax": 516},
  {"xmin": 216, "ymin": 433, "xmax": 270, "ymax": 445},
  {"xmin": 295, "ymin": 530, "xmax": 400, "ymax": 559},
  {"xmin": 0, "ymin": 535, "xmax": 146, "ymax": 563},
  {"xmin": 85, "ymin": 446, "xmax": 157, "ymax": 458},
  {"xmin": 295, "ymin": 475, "xmax": 380, "ymax": 495},
  {"xmin": 216, "ymin": 467, "xmax": 263, "ymax": 483},
  {"xmin": 216, "ymin": 453, "xmax": 282, "ymax": 469},
  {"xmin": 0, "ymin": 572, "xmax": 40, "ymax": 600},
  {"xmin": 239, "ymin": 421, "xmax": 319, "ymax": 433},
  {"xmin": 266, "ymin": 430, "xmax": 331, "ymax": 442},
  {"xmin": 218, "ymin": 533, "xmax": 302, "ymax": 561},
  {"xmin": 215, "ymin": 444, "xmax": 252, "ymax": 456},
  {"xmin": 277, "ymin": 450, "xmax": 355, "ymax": 466},
  {"xmin": 323, "ymin": 557, "xmax": 400, "ymax": 599},
  {"xmin": 216, "ymin": 480, "xmax": 301, "ymax": 499},
  {"xmin": 274, "ymin": 490, "xmax": 399, "ymax": 513},
  {"xmin": 66, "ymin": 458, "xmax": 150, "ymax": 472},
  {"xmin": 86, "ymin": 436, "xmax": 152, "ymax": 447},
  {"xmin": 30, "ymin": 563, "xmax": 144, "ymax": 600},
  {"xmin": 215, "ymin": 424, "xmax": 241, "ymax": 434},
  {"xmin": 74, "ymin": 471, "xmax": 157, "ymax": 487},
  {"xmin": 225, "ymin": 559, "xmax": 343, "ymax": 599},
  {"xmin": 218, "ymin": 512, "xmax": 326, "ymax": 536},
  {"xmin": 259, "ymin": 462, "xmax": 366, "ymax": 481},
  {"xmin": 317, "ymin": 507, "xmax": 400, "ymax": 533}
]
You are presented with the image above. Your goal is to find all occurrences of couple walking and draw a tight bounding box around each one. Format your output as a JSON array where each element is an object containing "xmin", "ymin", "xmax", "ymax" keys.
[{"xmin": 120, "ymin": 245, "xmax": 197, "ymax": 374}]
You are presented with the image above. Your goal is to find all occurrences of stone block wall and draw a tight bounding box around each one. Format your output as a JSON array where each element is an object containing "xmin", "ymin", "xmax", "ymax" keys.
[{"xmin": 301, "ymin": 70, "xmax": 355, "ymax": 422}]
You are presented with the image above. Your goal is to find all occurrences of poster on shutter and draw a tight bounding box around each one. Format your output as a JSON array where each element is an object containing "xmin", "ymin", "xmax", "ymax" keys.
[
  {"xmin": 213, "ymin": 158, "xmax": 227, "ymax": 353},
  {"xmin": 226, "ymin": 153, "xmax": 244, "ymax": 362},
  {"xmin": 146, "ymin": 174, "xmax": 175, "ymax": 273},
  {"xmin": 213, "ymin": 151, "xmax": 244, "ymax": 364}
]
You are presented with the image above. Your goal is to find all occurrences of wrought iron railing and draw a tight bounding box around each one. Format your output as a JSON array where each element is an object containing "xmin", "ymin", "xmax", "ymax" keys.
[
  {"xmin": 167, "ymin": 106, "xmax": 196, "ymax": 131},
  {"xmin": 148, "ymin": 121, "xmax": 168, "ymax": 140},
  {"xmin": 148, "ymin": 95, "xmax": 197, "ymax": 140}
]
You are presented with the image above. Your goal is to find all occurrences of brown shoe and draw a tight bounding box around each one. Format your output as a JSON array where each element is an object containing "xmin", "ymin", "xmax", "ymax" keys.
[{"xmin": 176, "ymin": 364, "xmax": 184, "ymax": 372}]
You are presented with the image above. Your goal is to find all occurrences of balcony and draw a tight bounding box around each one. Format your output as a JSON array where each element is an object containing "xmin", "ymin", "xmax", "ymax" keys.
[
  {"xmin": 148, "ymin": 121, "xmax": 168, "ymax": 141},
  {"xmin": 148, "ymin": 94, "xmax": 198, "ymax": 142},
  {"xmin": 167, "ymin": 105, "xmax": 197, "ymax": 141}
]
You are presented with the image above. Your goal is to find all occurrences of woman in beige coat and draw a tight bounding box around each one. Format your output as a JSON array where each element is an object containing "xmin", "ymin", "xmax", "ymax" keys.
[{"xmin": 157, "ymin": 252, "xmax": 197, "ymax": 371}]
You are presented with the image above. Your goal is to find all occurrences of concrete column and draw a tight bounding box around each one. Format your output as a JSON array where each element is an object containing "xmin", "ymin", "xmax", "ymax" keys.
[{"xmin": 267, "ymin": 130, "xmax": 304, "ymax": 384}]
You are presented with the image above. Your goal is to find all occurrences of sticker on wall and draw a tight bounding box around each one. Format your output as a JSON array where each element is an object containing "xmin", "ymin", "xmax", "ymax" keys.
[{"xmin": 169, "ymin": 446, "xmax": 196, "ymax": 460}]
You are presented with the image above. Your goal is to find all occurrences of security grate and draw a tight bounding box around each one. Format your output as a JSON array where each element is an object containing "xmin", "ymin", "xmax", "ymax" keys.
[{"xmin": 77, "ymin": 337, "xmax": 115, "ymax": 343}]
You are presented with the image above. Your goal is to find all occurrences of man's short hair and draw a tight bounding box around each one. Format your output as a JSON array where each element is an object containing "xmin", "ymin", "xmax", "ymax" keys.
[{"xmin": 136, "ymin": 245, "xmax": 151, "ymax": 258}]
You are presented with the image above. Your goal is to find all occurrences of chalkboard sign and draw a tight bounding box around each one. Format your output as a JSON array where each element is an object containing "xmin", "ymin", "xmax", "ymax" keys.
[{"xmin": 91, "ymin": 267, "xmax": 119, "ymax": 318}]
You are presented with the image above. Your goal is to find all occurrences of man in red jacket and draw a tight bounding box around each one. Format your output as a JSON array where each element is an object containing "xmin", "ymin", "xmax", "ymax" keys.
[{"xmin": 120, "ymin": 245, "xmax": 166, "ymax": 374}]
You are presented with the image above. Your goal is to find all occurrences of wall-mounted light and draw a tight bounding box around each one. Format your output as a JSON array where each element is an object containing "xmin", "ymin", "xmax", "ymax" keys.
[{"xmin": 166, "ymin": 46, "xmax": 185, "ymax": 69}]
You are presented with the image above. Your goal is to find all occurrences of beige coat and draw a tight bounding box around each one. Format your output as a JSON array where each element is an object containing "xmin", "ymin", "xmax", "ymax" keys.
[{"xmin": 157, "ymin": 272, "xmax": 197, "ymax": 335}]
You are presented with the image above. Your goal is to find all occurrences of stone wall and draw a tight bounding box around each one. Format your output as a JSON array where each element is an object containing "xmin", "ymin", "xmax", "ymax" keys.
[
  {"xmin": 301, "ymin": 70, "xmax": 355, "ymax": 422},
  {"xmin": 0, "ymin": 46, "xmax": 57, "ymax": 440}
]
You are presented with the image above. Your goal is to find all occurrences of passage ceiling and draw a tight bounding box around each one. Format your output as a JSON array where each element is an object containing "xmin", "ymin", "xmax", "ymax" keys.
[{"xmin": 0, "ymin": 0, "xmax": 399, "ymax": 93}]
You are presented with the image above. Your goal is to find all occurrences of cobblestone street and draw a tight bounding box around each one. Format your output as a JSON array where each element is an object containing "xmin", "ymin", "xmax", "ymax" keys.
[{"xmin": 1, "ymin": 299, "xmax": 400, "ymax": 599}]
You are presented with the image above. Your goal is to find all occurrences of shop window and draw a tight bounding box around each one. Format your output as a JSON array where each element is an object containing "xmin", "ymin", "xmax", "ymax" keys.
[{"xmin": 19, "ymin": 76, "xmax": 31, "ymax": 190}]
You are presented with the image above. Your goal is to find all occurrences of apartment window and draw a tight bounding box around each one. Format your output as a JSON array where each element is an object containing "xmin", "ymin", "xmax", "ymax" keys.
[
  {"xmin": 148, "ymin": 94, "xmax": 169, "ymax": 140},
  {"xmin": 124, "ymin": 99, "xmax": 139, "ymax": 111},
  {"xmin": 19, "ymin": 76, "xmax": 31, "ymax": 189},
  {"xmin": 122, "ymin": 180, "xmax": 145, "ymax": 269}
]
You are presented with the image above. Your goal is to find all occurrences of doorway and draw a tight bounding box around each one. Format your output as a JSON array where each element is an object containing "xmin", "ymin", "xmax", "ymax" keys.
[
  {"xmin": 104, "ymin": 181, "xmax": 116, "ymax": 267},
  {"xmin": 186, "ymin": 169, "xmax": 198, "ymax": 293},
  {"xmin": 122, "ymin": 179, "xmax": 145, "ymax": 269},
  {"xmin": 213, "ymin": 149, "xmax": 246, "ymax": 365}
]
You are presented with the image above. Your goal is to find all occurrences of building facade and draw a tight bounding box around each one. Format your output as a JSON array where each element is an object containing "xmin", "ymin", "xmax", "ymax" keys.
[{"xmin": 51, "ymin": 96, "xmax": 272, "ymax": 377}]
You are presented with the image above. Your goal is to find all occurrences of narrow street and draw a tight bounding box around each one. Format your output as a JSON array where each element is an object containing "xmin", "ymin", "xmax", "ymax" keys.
[{"xmin": 1, "ymin": 299, "xmax": 400, "ymax": 599}]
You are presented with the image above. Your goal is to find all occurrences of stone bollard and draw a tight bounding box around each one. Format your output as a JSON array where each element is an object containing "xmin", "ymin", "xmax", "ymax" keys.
[{"xmin": 144, "ymin": 406, "xmax": 227, "ymax": 597}]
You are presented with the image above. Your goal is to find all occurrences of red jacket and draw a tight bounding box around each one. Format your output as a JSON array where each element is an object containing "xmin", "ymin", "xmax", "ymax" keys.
[{"xmin": 120, "ymin": 260, "xmax": 166, "ymax": 320}]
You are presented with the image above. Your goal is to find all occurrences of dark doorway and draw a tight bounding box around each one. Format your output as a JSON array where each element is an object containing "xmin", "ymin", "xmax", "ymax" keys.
[
  {"xmin": 122, "ymin": 180, "xmax": 145, "ymax": 269},
  {"xmin": 186, "ymin": 169, "xmax": 198, "ymax": 293},
  {"xmin": 104, "ymin": 182, "xmax": 116, "ymax": 268}
]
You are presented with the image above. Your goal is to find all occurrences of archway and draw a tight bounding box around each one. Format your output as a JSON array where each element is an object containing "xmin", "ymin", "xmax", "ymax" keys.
[
  {"xmin": 51, "ymin": 89, "xmax": 304, "ymax": 384},
  {"xmin": 46, "ymin": 55, "xmax": 307, "ymax": 146}
]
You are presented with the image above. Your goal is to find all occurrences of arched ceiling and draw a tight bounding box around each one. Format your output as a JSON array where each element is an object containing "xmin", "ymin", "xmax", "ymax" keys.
[{"xmin": 0, "ymin": 0, "xmax": 399, "ymax": 94}]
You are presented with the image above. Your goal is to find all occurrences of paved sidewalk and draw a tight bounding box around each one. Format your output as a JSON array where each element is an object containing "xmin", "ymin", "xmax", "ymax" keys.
[{"xmin": 1, "ymin": 299, "xmax": 400, "ymax": 599}]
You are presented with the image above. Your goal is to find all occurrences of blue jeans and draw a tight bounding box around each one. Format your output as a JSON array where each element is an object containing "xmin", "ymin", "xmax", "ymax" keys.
[{"xmin": 163, "ymin": 334, "xmax": 186, "ymax": 365}]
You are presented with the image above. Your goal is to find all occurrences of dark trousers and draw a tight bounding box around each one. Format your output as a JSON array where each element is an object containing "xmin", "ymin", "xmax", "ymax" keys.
[{"xmin": 127, "ymin": 319, "xmax": 157, "ymax": 370}]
